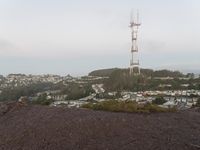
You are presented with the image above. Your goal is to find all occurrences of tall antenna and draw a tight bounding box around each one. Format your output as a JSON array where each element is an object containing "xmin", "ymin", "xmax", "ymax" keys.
[
  {"xmin": 129, "ymin": 10, "xmax": 141, "ymax": 75},
  {"xmin": 137, "ymin": 9, "xmax": 139, "ymax": 24}
]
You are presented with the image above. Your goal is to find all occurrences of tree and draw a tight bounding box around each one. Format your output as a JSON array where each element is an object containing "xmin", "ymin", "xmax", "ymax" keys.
[
  {"xmin": 196, "ymin": 98, "xmax": 200, "ymax": 107},
  {"xmin": 152, "ymin": 96, "xmax": 167, "ymax": 105},
  {"xmin": 32, "ymin": 93, "xmax": 53, "ymax": 105},
  {"xmin": 186, "ymin": 73, "xmax": 195, "ymax": 79},
  {"xmin": 62, "ymin": 83, "xmax": 93, "ymax": 100}
]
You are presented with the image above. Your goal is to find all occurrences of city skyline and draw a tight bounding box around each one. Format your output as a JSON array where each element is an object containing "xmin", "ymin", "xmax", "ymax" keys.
[{"xmin": 0, "ymin": 0, "xmax": 200, "ymax": 76}]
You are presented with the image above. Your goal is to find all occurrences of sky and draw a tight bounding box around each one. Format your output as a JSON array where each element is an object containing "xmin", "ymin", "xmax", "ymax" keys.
[{"xmin": 0, "ymin": 0, "xmax": 200, "ymax": 76}]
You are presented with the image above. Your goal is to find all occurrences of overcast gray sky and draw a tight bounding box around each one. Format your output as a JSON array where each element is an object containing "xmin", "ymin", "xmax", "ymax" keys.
[{"xmin": 0, "ymin": 0, "xmax": 200, "ymax": 76}]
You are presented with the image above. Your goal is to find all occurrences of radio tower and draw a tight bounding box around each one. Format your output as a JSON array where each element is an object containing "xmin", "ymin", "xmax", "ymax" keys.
[{"xmin": 129, "ymin": 10, "xmax": 141, "ymax": 75}]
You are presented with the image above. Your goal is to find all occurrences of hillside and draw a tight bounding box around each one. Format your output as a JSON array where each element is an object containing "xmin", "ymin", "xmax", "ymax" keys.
[
  {"xmin": 0, "ymin": 102, "xmax": 200, "ymax": 150},
  {"xmin": 89, "ymin": 68, "xmax": 119, "ymax": 76},
  {"xmin": 89, "ymin": 68, "xmax": 185, "ymax": 77},
  {"xmin": 101, "ymin": 69, "xmax": 191, "ymax": 91}
]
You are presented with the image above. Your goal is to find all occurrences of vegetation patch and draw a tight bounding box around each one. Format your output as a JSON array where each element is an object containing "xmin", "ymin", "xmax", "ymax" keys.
[
  {"xmin": 196, "ymin": 98, "xmax": 200, "ymax": 107},
  {"xmin": 152, "ymin": 96, "xmax": 167, "ymax": 105},
  {"xmin": 31, "ymin": 93, "xmax": 54, "ymax": 105},
  {"xmin": 82, "ymin": 100, "xmax": 176, "ymax": 113},
  {"xmin": 61, "ymin": 83, "xmax": 94, "ymax": 100}
]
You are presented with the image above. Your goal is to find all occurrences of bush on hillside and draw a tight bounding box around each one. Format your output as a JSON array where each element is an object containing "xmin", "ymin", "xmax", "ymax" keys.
[
  {"xmin": 31, "ymin": 93, "xmax": 53, "ymax": 105},
  {"xmin": 152, "ymin": 96, "xmax": 167, "ymax": 105},
  {"xmin": 82, "ymin": 100, "xmax": 176, "ymax": 113},
  {"xmin": 196, "ymin": 98, "xmax": 200, "ymax": 107}
]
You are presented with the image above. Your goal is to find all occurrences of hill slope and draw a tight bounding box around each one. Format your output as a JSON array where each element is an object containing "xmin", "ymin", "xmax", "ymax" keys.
[
  {"xmin": 0, "ymin": 103, "xmax": 200, "ymax": 150},
  {"xmin": 89, "ymin": 68, "xmax": 185, "ymax": 77},
  {"xmin": 89, "ymin": 68, "xmax": 119, "ymax": 77}
]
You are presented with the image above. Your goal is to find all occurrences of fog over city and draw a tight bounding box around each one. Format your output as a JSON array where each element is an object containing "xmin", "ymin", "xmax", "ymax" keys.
[{"xmin": 0, "ymin": 0, "xmax": 200, "ymax": 75}]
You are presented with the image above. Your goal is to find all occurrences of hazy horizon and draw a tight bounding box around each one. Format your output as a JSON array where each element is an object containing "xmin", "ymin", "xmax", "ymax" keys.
[{"xmin": 0, "ymin": 0, "xmax": 200, "ymax": 76}]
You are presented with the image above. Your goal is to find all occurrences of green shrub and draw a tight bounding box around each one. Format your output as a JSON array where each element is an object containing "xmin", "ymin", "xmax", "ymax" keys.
[
  {"xmin": 82, "ymin": 100, "xmax": 176, "ymax": 113},
  {"xmin": 196, "ymin": 98, "xmax": 200, "ymax": 107},
  {"xmin": 152, "ymin": 96, "xmax": 167, "ymax": 105},
  {"xmin": 31, "ymin": 93, "xmax": 53, "ymax": 105},
  {"xmin": 32, "ymin": 98, "xmax": 53, "ymax": 105}
]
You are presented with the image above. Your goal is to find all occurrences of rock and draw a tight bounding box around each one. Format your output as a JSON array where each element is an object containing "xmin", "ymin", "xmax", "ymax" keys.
[
  {"xmin": 0, "ymin": 103, "xmax": 8, "ymax": 115},
  {"xmin": 18, "ymin": 96, "xmax": 28, "ymax": 105}
]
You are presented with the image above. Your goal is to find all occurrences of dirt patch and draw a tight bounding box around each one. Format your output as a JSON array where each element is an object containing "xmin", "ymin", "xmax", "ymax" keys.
[
  {"xmin": 0, "ymin": 101, "xmax": 27, "ymax": 116},
  {"xmin": 0, "ymin": 104, "xmax": 200, "ymax": 150}
]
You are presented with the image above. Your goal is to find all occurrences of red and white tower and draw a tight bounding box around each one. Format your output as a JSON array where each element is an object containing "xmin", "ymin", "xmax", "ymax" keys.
[{"xmin": 129, "ymin": 10, "xmax": 141, "ymax": 75}]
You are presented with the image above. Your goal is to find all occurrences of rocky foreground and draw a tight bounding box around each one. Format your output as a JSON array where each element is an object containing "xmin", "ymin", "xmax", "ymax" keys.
[{"xmin": 0, "ymin": 102, "xmax": 200, "ymax": 150}]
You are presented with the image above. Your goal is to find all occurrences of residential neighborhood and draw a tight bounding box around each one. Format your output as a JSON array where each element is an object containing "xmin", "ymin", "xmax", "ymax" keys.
[{"xmin": 0, "ymin": 73, "xmax": 199, "ymax": 110}]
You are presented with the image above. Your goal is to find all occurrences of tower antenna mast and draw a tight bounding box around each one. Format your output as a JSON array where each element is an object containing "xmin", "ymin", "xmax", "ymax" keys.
[{"xmin": 129, "ymin": 10, "xmax": 141, "ymax": 75}]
